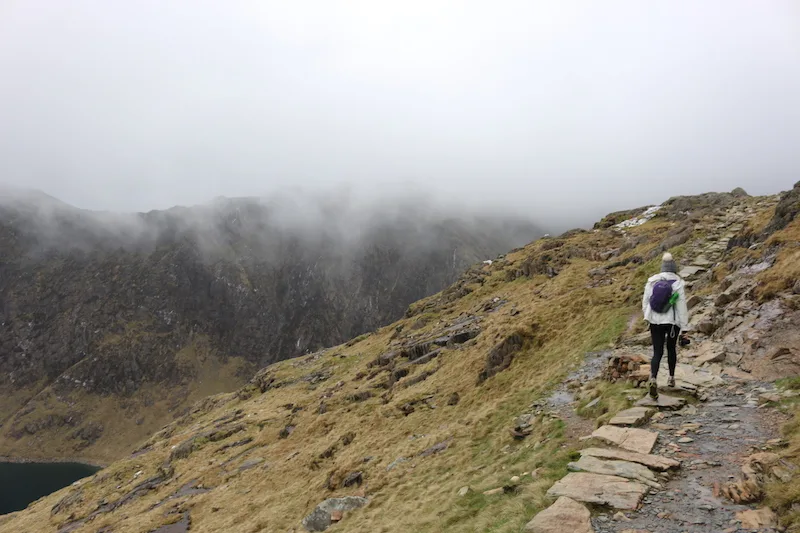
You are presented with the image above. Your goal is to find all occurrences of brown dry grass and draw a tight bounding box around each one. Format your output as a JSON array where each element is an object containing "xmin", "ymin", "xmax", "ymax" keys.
[
  {"xmin": 766, "ymin": 401, "xmax": 800, "ymax": 532},
  {"xmin": 755, "ymin": 218, "xmax": 800, "ymax": 301},
  {"xmin": 0, "ymin": 344, "xmax": 250, "ymax": 465}
]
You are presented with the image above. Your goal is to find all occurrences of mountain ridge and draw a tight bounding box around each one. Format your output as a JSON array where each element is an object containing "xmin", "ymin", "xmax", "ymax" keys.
[{"xmin": 0, "ymin": 192, "xmax": 541, "ymax": 463}]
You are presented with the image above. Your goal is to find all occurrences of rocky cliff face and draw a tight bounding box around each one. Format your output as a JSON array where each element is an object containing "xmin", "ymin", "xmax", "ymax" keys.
[{"xmin": 0, "ymin": 191, "xmax": 540, "ymax": 461}]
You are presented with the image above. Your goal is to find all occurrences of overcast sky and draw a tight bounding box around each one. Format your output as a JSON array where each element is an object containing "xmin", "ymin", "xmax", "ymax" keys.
[{"xmin": 1, "ymin": 1, "xmax": 798, "ymax": 226}]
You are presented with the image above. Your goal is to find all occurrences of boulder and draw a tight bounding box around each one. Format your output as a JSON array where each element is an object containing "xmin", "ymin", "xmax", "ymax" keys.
[
  {"xmin": 580, "ymin": 447, "xmax": 680, "ymax": 471},
  {"xmin": 547, "ymin": 473, "xmax": 648, "ymax": 510},
  {"xmin": 523, "ymin": 497, "xmax": 594, "ymax": 533},
  {"xmin": 302, "ymin": 497, "xmax": 369, "ymax": 532},
  {"xmin": 592, "ymin": 426, "xmax": 658, "ymax": 454}
]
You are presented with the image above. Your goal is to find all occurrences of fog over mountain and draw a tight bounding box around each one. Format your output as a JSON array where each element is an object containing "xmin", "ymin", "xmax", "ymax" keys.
[
  {"xmin": 1, "ymin": 1, "xmax": 799, "ymax": 228},
  {"xmin": 0, "ymin": 187, "xmax": 541, "ymax": 462}
]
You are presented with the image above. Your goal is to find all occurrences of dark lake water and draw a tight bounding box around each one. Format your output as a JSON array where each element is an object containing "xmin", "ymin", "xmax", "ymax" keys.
[{"xmin": 0, "ymin": 461, "xmax": 100, "ymax": 514}]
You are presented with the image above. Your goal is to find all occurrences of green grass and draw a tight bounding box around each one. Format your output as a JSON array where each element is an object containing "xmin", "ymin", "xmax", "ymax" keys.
[
  {"xmin": 777, "ymin": 377, "xmax": 800, "ymax": 391},
  {"xmin": 587, "ymin": 309, "xmax": 631, "ymax": 350},
  {"xmin": 576, "ymin": 381, "xmax": 635, "ymax": 427}
]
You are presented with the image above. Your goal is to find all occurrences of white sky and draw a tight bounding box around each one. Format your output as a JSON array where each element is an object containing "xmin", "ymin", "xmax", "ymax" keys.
[{"xmin": 1, "ymin": 1, "xmax": 798, "ymax": 226}]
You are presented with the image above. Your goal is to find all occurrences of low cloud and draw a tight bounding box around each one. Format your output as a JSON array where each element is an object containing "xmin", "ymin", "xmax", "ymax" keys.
[{"xmin": 0, "ymin": 1, "xmax": 797, "ymax": 229}]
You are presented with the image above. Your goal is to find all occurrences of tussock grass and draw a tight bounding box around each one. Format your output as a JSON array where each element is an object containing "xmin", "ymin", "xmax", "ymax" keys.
[{"xmin": 766, "ymin": 406, "xmax": 800, "ymax": 532}]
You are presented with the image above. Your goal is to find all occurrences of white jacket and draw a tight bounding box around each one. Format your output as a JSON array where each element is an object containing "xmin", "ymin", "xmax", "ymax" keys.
[{"xmin": 642, "ymin": 272, "xmax": 689, "ymax": 330}]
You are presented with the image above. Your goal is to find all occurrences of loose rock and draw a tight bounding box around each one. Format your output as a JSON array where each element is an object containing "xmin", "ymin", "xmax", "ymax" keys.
[{"xmin": 302, "ymin": 496, "xmax": 369, "ymax": 532}]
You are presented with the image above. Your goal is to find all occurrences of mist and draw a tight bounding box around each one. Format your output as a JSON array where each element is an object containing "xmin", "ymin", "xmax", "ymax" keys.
[
  {"xmin": 0, "ymin": 185, "xmax": 541, "ymax": 266},
  {"xmin": 1, "ymin": 1, "xmax": 799, "ymax": 229}
]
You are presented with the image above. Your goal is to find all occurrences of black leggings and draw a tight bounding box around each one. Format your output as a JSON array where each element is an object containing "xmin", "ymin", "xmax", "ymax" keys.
[{"xmin": 650, "ymin": 323, "xmax": 680, "ymax": 378}]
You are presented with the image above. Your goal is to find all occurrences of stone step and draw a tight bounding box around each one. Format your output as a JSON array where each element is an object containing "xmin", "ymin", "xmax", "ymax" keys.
[
  {"xmin": 679, "ymin": 265, "xmax": 706, "ymax": 279},
  {"xmin": 609, "ymin": 406, "xmax": 654, "ymax": 427},
  {"xmin": 592, "ymin": 425, "xmax": 658, "ymax": 454},
  {"xmin": 645, "ymin": 362, "xmax": 724, "ymax": 389},
  {"xmin": 580, "ymin": 447, "xmax": 680, "ymax": 471},
  {"xmin": 523, "ymin": 496, "xmax": 594, "ymax": 533},
  {"xmin": 546, "ymin": 473, "xmax": 648, "ymax": 510},
  {"xmin": 636, "ymin": 394, "xmax": 686, "ymax": 410},
  {"xmin": 568, "ymin": 455, "xmax": 661, "ymax": 488}
]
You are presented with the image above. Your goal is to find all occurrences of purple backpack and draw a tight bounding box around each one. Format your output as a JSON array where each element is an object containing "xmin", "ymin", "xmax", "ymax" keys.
[{"xmin": 649, "ymin": 279, "xmax": 676, "ymax": 313}]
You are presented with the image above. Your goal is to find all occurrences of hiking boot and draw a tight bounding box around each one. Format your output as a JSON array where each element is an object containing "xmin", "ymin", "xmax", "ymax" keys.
[
  {"xmin": 648, "ymin": 378, "xmax": 659, "ymax": 399},
  {"xmin": 668, "ymin": 376, "xmax": 676, "ymax": 388}
]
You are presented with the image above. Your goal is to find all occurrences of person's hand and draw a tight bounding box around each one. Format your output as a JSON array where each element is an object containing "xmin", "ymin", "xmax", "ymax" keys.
[{"xmin": 679, "ymin": 333, "xmax": 690, "ymax": 347}]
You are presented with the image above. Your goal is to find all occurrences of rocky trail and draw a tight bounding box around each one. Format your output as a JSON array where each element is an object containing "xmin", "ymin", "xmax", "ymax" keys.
[
  {"xmin": 594, "ymin": 377, "xmax": 785, "ymax": 532},
  {"xmin": 525, "ymin": 351, "xmax": 793, "ymax": 533},
  {"xmin": 525, "ymin": 195, "xmax": 800, "ymax": 533}
]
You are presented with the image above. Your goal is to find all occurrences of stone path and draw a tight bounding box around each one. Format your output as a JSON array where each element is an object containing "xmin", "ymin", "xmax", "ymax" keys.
[
  {"xmin": 610, "ymin": 406, "xmax": 654, "ymax": 427},
  {"xmin": 525, "ymin": 361, "xmax": 785, "ymax": 533},
  {"xmin": 526, "ymin": 197, "xmax": 791, "ymax": 532},
  {"xmin": 591, "ymin": 425, "xmax": 659, "ymax": 454},
  {"xmin": 591, "ymin": 379, "xmax": 784, "ymax": 533}
]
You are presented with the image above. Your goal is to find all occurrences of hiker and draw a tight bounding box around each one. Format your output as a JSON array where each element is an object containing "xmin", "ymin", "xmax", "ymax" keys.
[{"xmin": 642, "ymin": 252, "xmax": 689, "ymax": 398}]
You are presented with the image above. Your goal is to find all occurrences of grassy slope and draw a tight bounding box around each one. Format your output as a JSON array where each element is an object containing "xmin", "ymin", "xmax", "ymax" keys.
[
  {"xmin": 3, "ymin": 194, "xmax": 795, "ymax": 533},
  {"xmin": 0, "ymin": 337, "xmax": 252, "ymax": 465}
]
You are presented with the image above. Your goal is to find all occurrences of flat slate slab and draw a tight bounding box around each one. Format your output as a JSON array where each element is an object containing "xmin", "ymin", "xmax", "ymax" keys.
[
  {"xmin": 546, "ymin": 473, "xmax": 648, "ymax": 510},
  {"xmin": 636, "ymin": 394, "xmax": 686, "ymax": 410},
  {"xmin": 580, "ymin": 447, "xmax": 680, "ymax": 471},
  {"xmin": 692, "ymin": 256, "xmax": 714, "ymax": 267},
  {"xmin": 523, "ymin": 496, "xmax": 594, "ymax": 533},
  {"xmin": 568, "ymin": 455, "xmax": 661, "ymax": 488},
  {"xmin": 679, "ymin": 265, "xmax": 706, "ymax": 279},
  {"xmin": 664, "ymin": 363, "xmax": 724, "ymax": 388},
  {"xmin": 609, "ymin": 406, "xmax": 654, "ymax": 426},
  {"xmin": 592, "ymin": 425, "xmax": 658, "ymax": 454}
]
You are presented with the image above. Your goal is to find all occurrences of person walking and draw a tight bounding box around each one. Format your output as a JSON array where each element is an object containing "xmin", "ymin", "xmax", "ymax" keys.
[{"xmin": 642, "ymin": 252, "xmax": 689, "ymax": 399}]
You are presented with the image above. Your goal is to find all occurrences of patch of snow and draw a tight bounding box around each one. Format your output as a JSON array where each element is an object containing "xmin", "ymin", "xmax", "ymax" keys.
[
  {"xmin": 614, "ymin": 205, "xmax": 663, "ymax": 229},
  {"xmin": 483, "ymin": 260, "xmax": 493, "ymax": 266}
]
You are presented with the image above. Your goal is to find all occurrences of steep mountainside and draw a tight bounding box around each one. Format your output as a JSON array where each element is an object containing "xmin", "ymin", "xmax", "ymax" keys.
[
  {"xmin": 0, "ymin": 191, "xmax": 540, "ymax": 463},
  {"xmin": 4, "ymin": 184, "xmax": 798, "ymax": 533}
]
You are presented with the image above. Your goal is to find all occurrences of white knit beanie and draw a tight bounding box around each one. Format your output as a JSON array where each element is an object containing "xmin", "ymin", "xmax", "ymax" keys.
[{"xmin": 661, "ymin": 252, "xmax": 677, "ymax": 273}]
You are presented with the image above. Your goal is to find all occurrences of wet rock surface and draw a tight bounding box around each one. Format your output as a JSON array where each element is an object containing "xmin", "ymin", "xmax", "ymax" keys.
[{"xmin": 592, "ymin": 383, "xmax": 785, "ymax": 533}]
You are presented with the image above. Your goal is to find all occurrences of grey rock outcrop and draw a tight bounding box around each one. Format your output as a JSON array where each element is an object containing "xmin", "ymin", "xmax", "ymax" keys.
[{"xmin": 302, "ymin": 496, "xmax": 369, "ymax": 531}]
